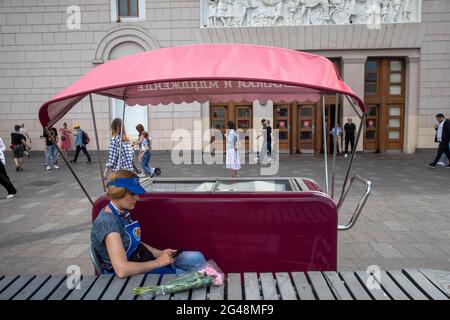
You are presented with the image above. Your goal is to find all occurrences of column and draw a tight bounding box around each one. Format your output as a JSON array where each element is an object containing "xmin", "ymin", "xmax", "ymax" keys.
[
  {"xmin": 404, "ymin": 56, "xmax": 420, "ymax": 154},
  {"xmin": 341, "ymin": 56, "xmax": 367, "ymax": 151}
]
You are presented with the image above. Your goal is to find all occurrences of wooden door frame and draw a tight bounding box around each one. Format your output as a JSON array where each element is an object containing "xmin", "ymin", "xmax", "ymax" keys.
[
  {"xmin": 273, "ymin": 103, "xmax": 291, "ymax": 152},
  {"xmin": 364, "ymin": 57, "xmax": 406, "ymax": 153},
  {"xmin": 296, "ymin": 103, "xmax": 316, "ymax": 153}
]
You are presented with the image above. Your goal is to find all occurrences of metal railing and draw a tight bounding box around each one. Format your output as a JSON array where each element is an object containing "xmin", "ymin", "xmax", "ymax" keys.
[{"xmin": 337, "ymin": 175, "xmax": 372, "ymax": 231}]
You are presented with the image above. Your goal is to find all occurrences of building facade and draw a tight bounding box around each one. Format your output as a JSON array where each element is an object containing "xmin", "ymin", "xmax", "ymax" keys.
[{"xmin": 0, "ymin": 0, "xmax": 449, "ymax": 154}]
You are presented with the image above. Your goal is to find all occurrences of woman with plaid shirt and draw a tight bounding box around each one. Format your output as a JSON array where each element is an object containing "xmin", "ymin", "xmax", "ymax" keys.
[{"xmin": 103, "ymin": 118, "xmax": 135, "ymax": 180}]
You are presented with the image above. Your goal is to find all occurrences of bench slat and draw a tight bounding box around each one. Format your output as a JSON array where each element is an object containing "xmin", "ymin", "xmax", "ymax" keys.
[
  {"xmin": 275, "ymin": 273, "xmax": 297, "ymax": 300},
  {"xmin": 244, "ymin": 273, "xmax": 260, "ymax": 300},
  {"xmin": 101, "ymin": 276, "xmax": 128, "ymax": 300},
  {"xmin": 307, "ymin": 272, "xmax": 335, "ymax": 300},
  {"xmin": 83, "ymin": 274, "xmax": 114, "ymax": 300},
  {"xmin": 12, "ymin": 276, "xmax": 50, "ymax": 300},
  {"xmin": 403, "ymin": 269, "xmax": 448, "ymax": 300},
  {"xmin": 291, "ymin": 272, "xmax": 315, "ymax": 300},
  {"xmin": 260, "ymin": 273, "xmax": 278, "ymax": 300},
  {"xmin": 227, "ymin": 273, "xmax": 242, "ymax": 300},
  {"xmin": 48, "ymin": 276, "xmax": 78, "ymax": 300},
  {"xmin": 387, "ymin": 270, "xmax": 428, "ymax": 300},
  {"xmin": 376, "ymin": 271, "xmax": 410, "ymax": 300},
  {"xmin": 355, "ymin": 271, "xmax": 390, "ymax": 300},
  {"xmin": 0, "ymin": 275, "xmax": 35, "ymax": 300},
  {"xmin": 191, "ymin": 286, "xmax": 207, "ymax": 300},
  {"xmin": 323, "ymin": 272, "xmax": 353, "ymax": 300},
  {"xmin": 65, "ymin": 276, "xmax": 97, "ymax": 300},
  {"xmin": 136, "ymin": 274, "xmax": 160, "ymax": 301},
  {"xmin": 339, "ymin": 272, "xmax": 371, "ymax": 300},
  {"xmin": 155, "ymin": 274, "xmax": 176, "ymax": 300},
  {"xmin": 418, "ymin": 269, "xmax": 450, "ymax": 299},
  {"xmin": 209, "ymin": 283, "xmax": 224, "ymax": 300},
  {"xmin": 29, "ymin": 275, "xmax": 65, "ymax": 300},
  {"xmin": 119, "ymin": 274, "xmax": 145, "ymax": 300},
  {"xmin": 0, "ymin": 276, "xmax": 19, "ymax": 294}
]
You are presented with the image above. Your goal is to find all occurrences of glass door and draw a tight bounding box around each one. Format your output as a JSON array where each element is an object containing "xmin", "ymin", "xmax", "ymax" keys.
[
  {"xmin": 274, "ymin": 105, "xmax": 290, "ymax": 152},
  {"xmin": 297, "ymin": 105, "xmax": 314, "ymax": 152},
  {"xmin": 364, "ymin": 105, "xmax": 379, "ymax": 151}
]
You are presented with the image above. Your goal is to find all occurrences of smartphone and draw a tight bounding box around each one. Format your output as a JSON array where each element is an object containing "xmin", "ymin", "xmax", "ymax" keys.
[{"xmin": 173, "ymin": 249, "xmax": 184, "ymax": 258}]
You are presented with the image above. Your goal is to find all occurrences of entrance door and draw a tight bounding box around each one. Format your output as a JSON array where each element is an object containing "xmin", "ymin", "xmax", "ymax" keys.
[
  {"xmin": 364, "ymin": 58, "xmax": 405, "ymax": 153},
  {"xmin": 274, "ymin": 105, "xmax": 290, "ymax": 152},
  {"xmin": 364, "ymin": 105, "xmax": 379, "ymax": 151},
  {"xmin": 235, "ymin": 105, "xmax": 252, "ymax": 152},
  {"xmin": 297, "ymin": 105, "xmax": 314, "ymax": 152}
]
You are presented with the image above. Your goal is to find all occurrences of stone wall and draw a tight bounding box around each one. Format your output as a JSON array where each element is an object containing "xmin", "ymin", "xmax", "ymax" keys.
[{"xmin": 1, "ymin": 0, "xmax": 449, "ymax": 151}]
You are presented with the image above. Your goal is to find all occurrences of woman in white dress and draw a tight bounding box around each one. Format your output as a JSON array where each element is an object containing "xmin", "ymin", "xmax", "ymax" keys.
[{"xmin": 225, "ymin": 121, "xmax": 241, "ymax": 178}]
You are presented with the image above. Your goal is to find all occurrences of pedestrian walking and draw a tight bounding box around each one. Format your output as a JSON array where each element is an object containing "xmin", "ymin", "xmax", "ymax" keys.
[
  {"xmin": 428, "ymin": 113, "xmax": 450, "ymax": 168},
  {"xmin": 139, "ymin": 131, "xmax": 155, "ymax": 177},
  {"xmin": 42, "ymin": 127, "xmax": 60, "ymax": 170},
  {"xmin": 330, "ymin": 123, "xmax": 343, "ymax": 155},
  {"xmin": 226, "ymin": 121, "xmax": 241, "ymax": 178},
  {"xmin": 0, "ymin": 136, "xmax": 17, "ymax": 199},
  {"xmin": 344, "ymin": 118, "xmax": 356, "ymax": 157},
  {"xmin": 266, "ymin": 119, "xmax": 273, "ymax": 159},
  {"xmin": 11, "ymin": 125, "xmax": 27, "ymax": 171},
  {"xmin": 20, "ymin": 123, "xmax": 32, "ymax": 158},
  {"xmin": 256, "ymin": 119, "xmax": 269, "ymax": 164},
  {"xmin": 70, "ymin": 124, "xmax": 92, "ymax": 164},
  {"xmin": 59, "ymin": 122, "xmax": 72, "ymax": 159},
  {"xmin": 103, "ymin": 118, "xmax": 135, "ymax": 180}
]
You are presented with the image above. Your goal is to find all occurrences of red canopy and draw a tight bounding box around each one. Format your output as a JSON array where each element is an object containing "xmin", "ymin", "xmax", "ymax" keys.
[{"xmin": 38, "ymin": 44, "xmax": 365, "ymax": 128}]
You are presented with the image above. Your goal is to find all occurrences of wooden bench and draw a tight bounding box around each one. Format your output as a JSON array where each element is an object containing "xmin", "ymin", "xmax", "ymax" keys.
[{"xmin": 1, "ymin": 269, "xmax": 449, "ymax": 300}]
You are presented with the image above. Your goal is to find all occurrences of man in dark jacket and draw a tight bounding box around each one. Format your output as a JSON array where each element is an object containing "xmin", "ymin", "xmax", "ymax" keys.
[
  {"xmin": 344, "ymin": 118, "xmax": 356, "ymax": 157},
  {"xmin": 429, "ymin": 113, "xmax": 450, "ymax": 168}
]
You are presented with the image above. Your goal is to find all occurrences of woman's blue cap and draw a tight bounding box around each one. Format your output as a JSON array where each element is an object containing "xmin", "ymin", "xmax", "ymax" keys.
[{"xmin": 107, "ymin": 177, "xmax": 146, "ymax": 195}]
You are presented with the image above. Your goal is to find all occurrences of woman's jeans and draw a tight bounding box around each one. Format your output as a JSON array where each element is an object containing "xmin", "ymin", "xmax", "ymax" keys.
[
  {"xmin": 45, "ymin": 144, "xmax": 58, "ymax": 165},
  {"xmin": 150, "ymin": 251, "xmax": 206, "ymax": 275},
  {"xmin": 141, "ymin": 151, "xmax": 153, "ymax": 174}
]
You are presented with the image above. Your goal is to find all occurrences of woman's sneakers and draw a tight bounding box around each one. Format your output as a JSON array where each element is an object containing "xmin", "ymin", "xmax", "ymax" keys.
[{"xmin": 6, "ymin": 194, "xmax": 15, "ymax": 199}]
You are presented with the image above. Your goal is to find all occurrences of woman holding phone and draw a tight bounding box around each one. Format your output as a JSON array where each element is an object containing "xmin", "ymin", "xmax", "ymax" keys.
[{"xmin": 91, "ymin": 169, "xmax": 206, "ymax": 278}]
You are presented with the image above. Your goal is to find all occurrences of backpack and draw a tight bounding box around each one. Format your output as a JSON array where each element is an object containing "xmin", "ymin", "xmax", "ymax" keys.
[{"xmin": 82, "ymin": 130, "xmax": 90, "ymax": 145}]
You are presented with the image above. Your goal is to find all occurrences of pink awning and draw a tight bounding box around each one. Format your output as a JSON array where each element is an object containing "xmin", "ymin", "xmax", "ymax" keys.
[{"xmin": 38, "ymin": 44, "xmax": 365, "ymax": 128}]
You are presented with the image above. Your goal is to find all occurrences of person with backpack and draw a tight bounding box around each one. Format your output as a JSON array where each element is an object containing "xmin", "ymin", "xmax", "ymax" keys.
[{"xmin": 70, "ymin": 124, "xmax": 92, "ymax": 164}]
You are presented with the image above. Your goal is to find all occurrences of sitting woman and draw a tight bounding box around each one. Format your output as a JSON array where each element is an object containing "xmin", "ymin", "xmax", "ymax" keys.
[{"xmin": 91, "ymin": 169, "xmax": 206, "ymax": 278}]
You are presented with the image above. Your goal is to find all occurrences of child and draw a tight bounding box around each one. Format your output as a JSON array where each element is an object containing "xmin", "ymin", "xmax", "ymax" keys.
[{"xmin": 139, "ymin": 131, "xmax": 154, "ymax": 177}]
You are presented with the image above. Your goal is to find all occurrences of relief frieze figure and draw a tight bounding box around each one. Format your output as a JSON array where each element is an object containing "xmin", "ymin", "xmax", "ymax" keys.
[{"xmin": 203, "ymin": 0, "xmax": 420, "ymax": 27}]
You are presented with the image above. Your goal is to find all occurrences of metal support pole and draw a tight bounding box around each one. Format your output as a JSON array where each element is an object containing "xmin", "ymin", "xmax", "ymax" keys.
[
  {"xmin": 337, "ymin": 105, "xmax": 366, "ymax": 209},
  {"xmin": 44, "ymin": 127, "xmax": 94, "ymax": 206},
  {"xmin": 331, "ymin": 93, "xmax": 339, "ymax": 199},
  {"xmin": 89, "ymin": 94, "xmax": 106, "ymax": 192},
  {"xmin": 118, "ymin": 98, "xmax": 126, "ymax": 170},
  {"xmin": 321, "ymin": 94, "xmax": 329, "ymax": 195}
]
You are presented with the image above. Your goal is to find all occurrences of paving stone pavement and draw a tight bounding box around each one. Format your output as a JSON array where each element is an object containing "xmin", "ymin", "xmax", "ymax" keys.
[{"xmin": 0, "ymin": 150, "xmax": 449, "ymax": 275}]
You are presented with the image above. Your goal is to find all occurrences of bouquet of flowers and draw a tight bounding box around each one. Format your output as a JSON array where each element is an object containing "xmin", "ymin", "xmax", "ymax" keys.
[{"xmin": 133, "ymin": 260, "xmax": 224, "ymax": 297}]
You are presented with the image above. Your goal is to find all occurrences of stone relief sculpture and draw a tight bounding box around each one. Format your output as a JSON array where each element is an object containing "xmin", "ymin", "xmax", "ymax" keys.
[
  {"xmin": 208, "ymin": 0, "xmax": 219, "ymax": 26},
  {"xmin": 240, "ymin": 0, "xmax": 260, "ymax": 26},
  {"xmin": 204, "ymin": 0, "xmax": 420, "ymax": 27}
]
